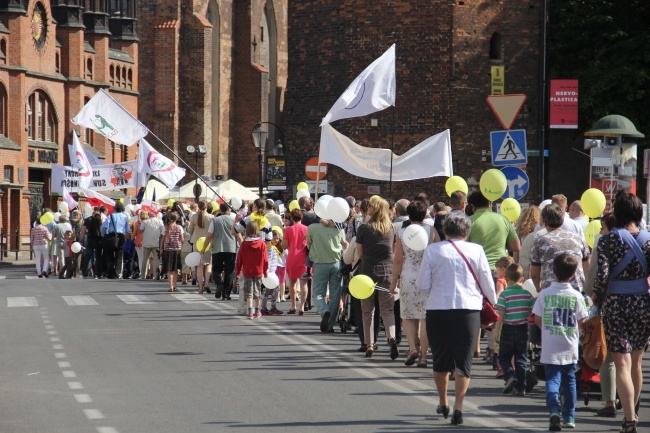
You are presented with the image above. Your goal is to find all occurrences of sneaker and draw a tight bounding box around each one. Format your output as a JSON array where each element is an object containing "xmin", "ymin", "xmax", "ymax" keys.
[
  {"xmin": 254, "ymin": 310, "xmax": 262, "ymax": 318},
  {"xmin": 260, "ymin": 308, "xmax": 270, "ymax": 316},
  {"xmin": 320, "ymin": 311, "xmax": 331, "ymax": 332},
  {"xmin": 268, "ymin": 308, "xmax": 284, "ymax": 315},
  {"xmin": 515, "ymin": 389, "xmax": 526, "ymax": 396},
  {"xmin": 562, "ymin": 416, "xmax": 575, "ymax": 429},
  {"xmin": 549, "ymin": 412, "xmax": 562, "ymax": 431},
  {"xmin": 503, "ymin": 377, "xmax": 518, "ymax": 394},
  {"xmin": 247, "ymin": 312, "xmax": 254, "ymax": 320}
]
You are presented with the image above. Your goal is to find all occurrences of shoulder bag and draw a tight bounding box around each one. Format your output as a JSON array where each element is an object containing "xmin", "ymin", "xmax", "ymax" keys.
[
  {"xmin": 101, "ymin": 215, "xmax": 119, "ymax": 249},
  {"xmin": 448, "ymin": 240, "xmax": 500, "ymax": 326},
  {"xmin": 580, "ymin": 314, "xmax": 607, "ymax": 370}
]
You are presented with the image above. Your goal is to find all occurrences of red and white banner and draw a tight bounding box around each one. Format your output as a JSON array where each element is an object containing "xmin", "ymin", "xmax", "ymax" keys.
[
  {"xmin": 140, "ymin": 199, "xmax": 160, "ymax": 215},
  {"xmin": 62, "ymin": 186, "xmax": 79, "ymax": 210},
  {"xmin": 549, "ymin": 79, "xmax": 579, "ymax": 129},
  {"xmin": 79, "ymin": 187, "xmax": 116, "ymax": 214}
]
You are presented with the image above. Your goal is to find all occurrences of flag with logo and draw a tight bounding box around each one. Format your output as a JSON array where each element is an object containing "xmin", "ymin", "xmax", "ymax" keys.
[
  {"xmin": 68, "ymin": 143, "xmax": 101, "ymax": 167},
  {"xmin": 71, "ymin": 132, "xmax": 93, "ymax": 189},
  {"xmin": 137, "ymin": 138, "xmax": 186, "ymax": 189},
  {"xmin": 62, "ymin": 186, "xmax": 79, "ymax": 210},
  {"xmin": 320, "ymin": 44, "xmax": 396, "ymax": 126},
  {"xmin": 79, "ymin": 187, "xmax": 116, "ymax": 215},
  {"xmin": 72, "ymin": 89, "xmax": 149, "ymax": 146}
]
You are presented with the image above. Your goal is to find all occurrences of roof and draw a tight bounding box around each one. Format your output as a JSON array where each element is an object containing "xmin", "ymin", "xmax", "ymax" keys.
[
  {"xmin": 84, "ymin": 41, "xmax": 96, "ymax": 54},
  {"xmin": 108, "ymin": 48, "xmax": 134, "ymax": 64},
  {"xmin": 585, "ymin": 114, "xmax": 645, "ymax": 138},
  {"xmin": 0, "ymin": 134, "xmax": 20, "ymax": 150},
  {"xmin": 84, "ymin": 143, "xmax": 105, "ymax": 160},
  {"xmin": 0, "ymin": 20, "xmax": 9, "ymax": 35}
]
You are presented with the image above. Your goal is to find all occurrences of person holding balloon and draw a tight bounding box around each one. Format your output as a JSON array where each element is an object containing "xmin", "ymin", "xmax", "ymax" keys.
[
  {"xmin": 390, "ymin": 200, "xmax": 432, "ymax": 367},
  {"xmin": 416, "ymin": 210, "xmax": 496, "ymax": 425},
  {"xmin": 188, "ymin": 200, "xmax": 214, "ymax": 294},
  {"xmin": 235, "ymin": 221, "xmax": 269, "ymax": 319},
  {"xmin": 31, "ymin": 217, "xmax": 52, "ymax": 278},
  {"xmin": 283, "ymin": 208, "xmax": 309, "ymax": 315}
]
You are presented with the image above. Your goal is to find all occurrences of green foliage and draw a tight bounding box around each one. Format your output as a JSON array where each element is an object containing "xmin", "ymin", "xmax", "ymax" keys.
[{"xmin": 549, "ymin": 0, "xmax": 650, "ymax": 133}]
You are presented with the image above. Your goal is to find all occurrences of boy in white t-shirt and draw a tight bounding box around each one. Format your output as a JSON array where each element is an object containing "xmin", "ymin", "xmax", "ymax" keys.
[{"xmin": 533, "ymin": 253, "xmax": 588, "ymax": 431}]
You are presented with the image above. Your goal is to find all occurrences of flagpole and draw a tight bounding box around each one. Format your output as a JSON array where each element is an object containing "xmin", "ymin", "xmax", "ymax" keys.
[
  {"xmin": 389, "ymin": 106, "xmax": 395, "ymax": 197},
  {"xmin": 98, "ymin": 89, "xmax": 232, "ymax": 209}
]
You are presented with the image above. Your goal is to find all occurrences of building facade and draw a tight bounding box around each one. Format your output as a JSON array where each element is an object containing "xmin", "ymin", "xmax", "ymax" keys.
[
  {"xmin": 284, "ymin": 1, "xmax": 544, "ymax": 203},
  {"xmin": 136, "ymin": 0, "xmax": 288, "ymax": 191},
  {"xmin": 0, "ymin": 0, "xmax": 139, "ymax": 254}
]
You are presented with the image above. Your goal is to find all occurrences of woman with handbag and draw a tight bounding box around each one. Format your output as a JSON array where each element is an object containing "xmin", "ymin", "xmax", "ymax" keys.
[
  {"xmin": 593, "ymin": 193, "xmax": 650, "ymax": 433},
  {"xmin": 161, "ymin": 212, "xmax": 184, "ymax": 292},
  {"xmin": 416, "ymin": 210, "xmax": 496, "ymax": 426},
  {"xmin": 188, "ymin": 200, "xmax": 214, "ymax": 294}
]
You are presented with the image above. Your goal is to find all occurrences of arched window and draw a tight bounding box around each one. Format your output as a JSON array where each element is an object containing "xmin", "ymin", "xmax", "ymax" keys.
[
  {"xmin": 127, "ymin": 68, "xmax": 132, "ymax": 89},
  {"xmin": 55, "ymin": 52, "xmax": 60, "ymax": 73},
  {"xmin": 121, "ymin": 67, "xmax": 126, "ymax": 87},
  {"xmin": 0, "ymin": 39, "xmax": 6, "ymax": 64},
  {"xmin": 489, "ymin": 32, "xmax": 504, "ymax": 61},
  {"xmin": 109, "ymin": 64, "xmax": 115, "ymax": 85},
  {"xmin": 83, "ymin": 96, "xmax": 94, "ymax": 146},
  {"xmin": 27, "ymin": 91, "xmax": 57, "ymax": 142},
  {"xmin": 115, "ymin": 66, "xmax": 120, "ymax": 86},
  {"xmin": 0, "ymin": 83, "xmax": 7, "ymax": 135},
  {"xmin": 86, "ymin": 58, "xmax": 93, "ymax": 79}
]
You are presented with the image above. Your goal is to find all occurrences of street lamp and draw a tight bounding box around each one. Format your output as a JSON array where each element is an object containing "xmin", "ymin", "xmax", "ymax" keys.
[
  {"xmin": 186, "ymin": 145, "xmax": 207, "ymax": 202},
  {"xmin": 251, "ymin": 121, "xmax": 285, "ymax": 198}
]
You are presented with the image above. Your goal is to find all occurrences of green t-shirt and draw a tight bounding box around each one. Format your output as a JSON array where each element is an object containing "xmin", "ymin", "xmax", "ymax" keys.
[
  {"xmin": 306, "ymin": 223, "xmax": 345, "ymax": 263},
  {"xmin": 468, "ymin": 208, "xmax": 517, "ymax": 269},
  {"xmin": 495, "ymin": 285, "xmax": 534, "ymax": 325}
]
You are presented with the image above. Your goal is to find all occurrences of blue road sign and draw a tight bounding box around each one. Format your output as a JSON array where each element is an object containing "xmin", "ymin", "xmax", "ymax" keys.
[
  {"xmin": 491, "ymin": 129, "xmax": 527, "ymax": 166},
  {"xmin": 500, "ymin": 166, "xmax": 529, "ymax": 200}
]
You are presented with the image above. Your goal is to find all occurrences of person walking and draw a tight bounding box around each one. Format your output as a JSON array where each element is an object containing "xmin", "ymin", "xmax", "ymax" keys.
[
  {"xmin": 31, "ymin": 219, "xmax": 51, "ymax": 278},
  {"xmin": 283, "ymin": 209, "xmax": 309, "ymax": 314},
  {"xmin": 235, "ymin": 222, "xmax": 268, "ymax": 319},
  {"xmin": 140, "ymin": 211, "xmax": 164, "ymax": 280},
  {"xmin": 100, "ymin": 202, "xmax": 130, "ymax": 279},
  {"xmin": 416, "ymin": 211, "xmax": 496, "ymax": 425},
  {"xmin": 202, "ymin": 203, "xmax": 237, "ymax": 300},
  {"xmin": 161, "ymin": 212, "xmax": 184, "ymax": 291},
  {"xmin": 188, "ymin": 200, "xmax": 214, "ymax": 294}
]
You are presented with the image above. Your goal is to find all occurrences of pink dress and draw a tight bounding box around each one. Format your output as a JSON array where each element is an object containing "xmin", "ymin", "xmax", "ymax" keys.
[{"xmin": 284, "ymin": 223, "xmax": 308, "ymax": 279}]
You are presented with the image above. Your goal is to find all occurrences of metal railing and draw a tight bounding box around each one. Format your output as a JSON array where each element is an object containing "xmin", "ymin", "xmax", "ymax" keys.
[{"xmin": 0, "ymin": 227, "xmax": 33, "ymax": 261}]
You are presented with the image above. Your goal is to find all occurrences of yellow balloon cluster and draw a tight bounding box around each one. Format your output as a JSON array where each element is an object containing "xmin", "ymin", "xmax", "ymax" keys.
[
  {"xmin": 584, "ymin": 219, "xmax": 602, "ymax": 248},
  {"xmin": 500, "ymin": 198, "xmax": 521, "ymax": 223},
  {"xmin": 349, "ymin": 275, "xmax": 376, "ymax": 300},
  {"xmin": 480, "ymin": 169, "xmax": 507, "ymax": 201},
  {"xmin": 445, "ymin": 176, "xmax": 469, "ymax": 197},
  {"xmin": 581, "ymin": 188, "xmax": 606, "ymax": 219},
  {"xmin": 196, "ymin": 236, "xmax": 211, "ymax": 252}
]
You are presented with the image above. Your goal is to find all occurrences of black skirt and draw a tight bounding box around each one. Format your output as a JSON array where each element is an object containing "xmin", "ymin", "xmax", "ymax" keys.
[
  {"xmin": 426, "ymin": 309, "xmax": 481, "ymax": 378},
  {"xmin": 163, "ymin": 249, "xmax": 182, "ymax": 271}
]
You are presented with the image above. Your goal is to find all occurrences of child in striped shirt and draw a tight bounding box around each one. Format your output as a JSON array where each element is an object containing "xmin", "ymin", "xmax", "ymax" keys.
[{"xmin": 493, "ymin": 263, "xmax": 534, "ymax": 396}]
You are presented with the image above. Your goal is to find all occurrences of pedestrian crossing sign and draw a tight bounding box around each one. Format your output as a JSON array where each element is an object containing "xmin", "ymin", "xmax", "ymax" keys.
[{"xmin": 490, "ymin": 129, "xmax": 527, "ymax": 166}]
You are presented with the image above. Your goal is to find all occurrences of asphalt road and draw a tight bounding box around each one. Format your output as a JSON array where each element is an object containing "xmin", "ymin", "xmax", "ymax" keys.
[{"xmin": 0, "ymin": 264, "xmax": 649, "ymax": 433}]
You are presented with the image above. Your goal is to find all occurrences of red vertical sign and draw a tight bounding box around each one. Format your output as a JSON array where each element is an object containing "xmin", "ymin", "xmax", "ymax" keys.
[{"xmin": 549, "ymin": 79, "xmax": 579, "ymax": 129}]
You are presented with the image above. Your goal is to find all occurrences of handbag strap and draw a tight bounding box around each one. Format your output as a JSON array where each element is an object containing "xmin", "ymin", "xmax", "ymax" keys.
[{"xmin": 448, "ymin": 239, "xmax": 487, "ymax": 299}]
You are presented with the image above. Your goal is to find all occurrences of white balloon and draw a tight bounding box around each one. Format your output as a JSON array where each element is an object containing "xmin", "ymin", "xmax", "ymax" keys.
[
  {"xmin": 59, "ymin": 202, "xmax": 69, "ymax": 213},
  {"xmin": 523, "ymin": 279, "xmax": 538, "ymax": 298},
  {"xmin": 402, "ymin": 224, "xmax": 428, "ymax": 251},
  {"xmin": 53, "ymin": 212, "xmax": 61, "ymax": 221},
  {"xmin": 313, "ymin": 195, "xmax": 333, "ymax": 219},
  {"xmin": 261, "ymin": 273, "xmax": 280, "ymax": 289},
  {"xmin": 125, "ymin": 204, "xmax": 134, "ymax": 213},
  {"xmin": 296, "ymin": 189, "xmax": 310, "ymax": 200},
  {"xmin": 230, "ymin": 196, "xmax": 243, "ymax": 210},
  {"xmin": 539, "ymin": 199, "xmax": 552, "ymax": 211},
  {"xmin": 185, "ymin": 252, "xmax": 201, "ymax": 267},
  {"xmin": 327, "ymin": 197, "xmax": 350, "ymax": 223},
  {"xmin": 71, "ymin": 242, "xmax": 82, "ymax": 254}
]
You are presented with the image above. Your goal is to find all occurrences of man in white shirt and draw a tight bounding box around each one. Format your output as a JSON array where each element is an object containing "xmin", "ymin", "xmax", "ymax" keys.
[
  {"xmin": 568, "ymin": 200, "xmax": 589, "ymax": 230},
  {"xmin": 534, "ymin": 194, "xmax": 583, "ymax": 235},
  {"xmin": 140, "ymin": 212, "xmax": 165, "ymax": 279},
  {"xmin": 265, "ymin": 199, "xmax": 284, "ymax": 228}
]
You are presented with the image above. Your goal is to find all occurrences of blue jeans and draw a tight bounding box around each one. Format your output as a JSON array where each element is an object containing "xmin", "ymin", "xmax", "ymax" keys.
[
  {"xmin": 545, "ymin": 363, "xmax": 577, "ymax": 418},
  {"xmin": 312, "ymin": 261, "xmax": 342, "ymax": 329},
  {"xmin": 498, "ymin": 324, "xmax": 528, "ymax": 391}
]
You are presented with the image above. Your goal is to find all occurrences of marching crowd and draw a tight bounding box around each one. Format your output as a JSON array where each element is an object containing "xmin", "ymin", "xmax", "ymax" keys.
[{"xmin": 28, "ymin": 189, "xmax": 649, "ymax": 432}]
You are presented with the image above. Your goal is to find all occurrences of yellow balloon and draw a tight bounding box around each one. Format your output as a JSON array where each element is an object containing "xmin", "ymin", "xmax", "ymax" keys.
[
  {"xmin": 581, "ymin": 188, "xmax": 606, "ymax": 219},
  {"xmin": 297, "ymin": 182, "xmax": 309, "ymax": 191},
  {"xmin": 349, "ymin": 275, "xmax": 376, "ymax": 300},
  {"xmin": 119, "ymin": 198, "xmax": 124, "ymax": 204},
  {"xmin": 40, "ymin": 212, "xmax": 54, "ymax": 225},
  {"xmin": 500, "ymin": 198, "xmax": 521, "ymax": 223},
  {"xmin": 480, "ymin": 169, "xmax": 507, "ymax": 201},
  {"xmin": 210, "ymin": 201, "xmax": 219, "ymax": 212},
  {"xmin": 196, "ymin": 237, "xmax": 211, "ymax": 251},
  {"xmin": 445, "ymin": 176, "xmax": 469, "ymax": 197},
  {"xmin": 289, "ymin": 200, "xmax": 300, "ymax": 211},
  {"xmin": 167, "ymin": 199, "xmax": 175, "ymax": 208},
  {"xmin": 585, "ymin": 219, "xmax": 602, "ymax": 248}
]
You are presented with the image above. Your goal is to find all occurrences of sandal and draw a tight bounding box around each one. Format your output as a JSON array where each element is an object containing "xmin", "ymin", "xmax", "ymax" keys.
[
  {"xmin": 620, "ymin": 419, "xmax": 637, "ymax": 433},
  {"xmin": 404, "ymin": 349, "xmax": 419, "ymax": 366},
  {"xmin": 168, "ymin": 287, "xmax": 173, "ymax": 292},
  {"xmin": 287, "ymin": 309, "xmax": 296, "ymax": 314},
  {"xmin": 418, "ymin": 347, "xmax": 428, "ymax": 368},
  {"xmin": 365, "ymin": 346, "xmax": 374, "ymax": 358}
]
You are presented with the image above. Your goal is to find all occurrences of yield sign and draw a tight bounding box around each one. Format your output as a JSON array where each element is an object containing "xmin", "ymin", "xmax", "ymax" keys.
[{"xmin": 486, "ymin": 94, "xmax": 527, "ymax": 130}]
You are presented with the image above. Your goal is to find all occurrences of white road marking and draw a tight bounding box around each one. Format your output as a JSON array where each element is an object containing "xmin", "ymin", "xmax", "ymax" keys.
[
  {"xmin": 83, "ymin": 409, "xmax": 104, "ymax": 420},
  {"xmin": 58, "ymin": 362, "xmax": 71, "ymax": 368},
  {"xmin": 27, "ymin": 372, "xmax": 40, "ymax": 376},
  {"xmin": 43, "ymin": 320, "xmax": 51, "ymax": 324},
  {"xmin": 47, "ymin": 331, "xmax": 57, "ymax": 335},
  {"xmin": 50, "ymin": 337, "xmax": 61, "ymax": 342},
  {"xmin": 62, "ymin": 296, "xmax": 98, "ymax": 306},
  {"xmin": 25, "ymin": 275, "xmax": 39, "ymax": 279},
  {"xmin": 7, "ymin": 297, "xmax": 38, "ymax": 307},
  {"xmin": 53, "ymin": 344, "xmax": 64, "ymax": 350},
  {"xmin": 68, "ymin": 382, "xmax": 84, "ymax": 390},
  {"xmin": 54, "ymin": 353, "xmax": 66, "ymax": 359},
  {"xmin": 74, "ymin": 394, "xmax": 92, "ymax": 403},
  {"xmin": 171, "ymin": 293, "xmax": 210, "ymax": 304},
  {"xmin": 97, "ymin": 427, "xmax": 120, "ymax": 433},
  {"xmin": 45, "ymin": 325, "xmax": 55, "ymax": 330},
  {"xmin": 116, "ymin": 294, "xmax": 154, "ymax": 304},
  {"xmin": 62, "ymin": 371, "xmax": 77, "ymax": 378},
  {"xmin": 0, "ymin": 275, "xmax": 5, "ymax": 279}
]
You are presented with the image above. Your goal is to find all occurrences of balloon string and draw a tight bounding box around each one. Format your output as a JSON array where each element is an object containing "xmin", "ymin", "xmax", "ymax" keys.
[{"xmin": 374, "ymin": 286, "xmax": 390, "ymax": 293}]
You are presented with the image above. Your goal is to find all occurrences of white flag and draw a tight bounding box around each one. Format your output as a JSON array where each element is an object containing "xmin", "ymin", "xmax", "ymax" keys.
[
  {"xmin": 62, "ymin": 186, "xmax": 79, "ymax": 210},
  {"xmin": 320, "ymin": 44, "xmax": 396, "ymax": 126},
  {"xmin": 137, "ymin": 138, "xmax": 186, "ymax": 189},
  {"xmin": 68, "ymin": 143, "xmax": 101, "ymax": 167},
  {"xmin": 72, "ymin": 89, "xmax": 148, "ymax": 146},
  {"xmin": 319, "ymin": 124, "xmax": 452, "ymax": 181},
  {"xmin": 71, "ymin": 132, "xmax": 93, "ymax": 189}
]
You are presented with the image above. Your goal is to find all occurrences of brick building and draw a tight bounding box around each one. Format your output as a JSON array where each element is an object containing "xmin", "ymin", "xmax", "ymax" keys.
[
  {"xmin": 136, "ymin": 0, "xmax": 288, "ymax": 190},
  {"xmin": 0, "ymin": 0, "xmax": 138, "ymax": 254},
  {"xmin": 284, "ymin": 1, "xmax": 544, "ymax": 203}
]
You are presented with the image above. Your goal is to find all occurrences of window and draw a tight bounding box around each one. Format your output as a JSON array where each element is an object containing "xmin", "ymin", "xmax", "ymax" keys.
[
  {"xmin": 127, "ymin": 68, "xmax": 132, "ymax": 89},
  {"xmin": 27, "ymin": 91, "xmax": 57, "ymax": 142},
  {"xmin": 0, "ymin": 39, "xmax": 6, "ymax": 64},
  {"xmin": 55, "ymin": 52, "xmax": 60, "ymax": 73},
  {"xmin": 86, "ymin": 58, "xmax": 93, "ymax": 79},
  {"xmin": 121, "ymin": 67, "xmax": 126, "ymax": 87},
  {"xmin": 115, "ymin": 66, "xmax": 120, "ymax": 86},
  {"xmin": 3, "ymin": 165, "xmax": 13, "ymax": 182},
  {"xmin": 0, "ymin": 84, "xmax": 6, "ymax": 135},
  {"xmin": 489, "ymin": 33, "xmax": 504, "ymax": 61},
  {"xmin": 109, "ymin": 64, "xmax": 114, "ymax": 85}
]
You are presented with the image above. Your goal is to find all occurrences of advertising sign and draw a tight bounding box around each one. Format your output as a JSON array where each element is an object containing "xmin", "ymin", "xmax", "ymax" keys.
[
  {"xmin": 266, "ymin": 155, "xmax": 287, "ymax": 191},
  {"xmin": 549, "ymin": 79, "xmax": 579, "ymax": 129}
]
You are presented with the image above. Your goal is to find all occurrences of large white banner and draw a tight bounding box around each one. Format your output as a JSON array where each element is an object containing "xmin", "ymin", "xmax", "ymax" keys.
[
  {"xmin": 318, "ymin": 124, "xmax": 453, "ymax": 181},
  {"xmin": 72, "ymin": 89, "xmax": 149, "ymax": 146},
  {"xmin": 320, "ymin": 44, "xmax": 396, "ymax": 126},
  {"xmin": 51, "ymin": 161, "xmax": 139, "ymax": 193}
]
